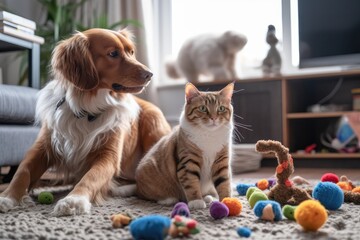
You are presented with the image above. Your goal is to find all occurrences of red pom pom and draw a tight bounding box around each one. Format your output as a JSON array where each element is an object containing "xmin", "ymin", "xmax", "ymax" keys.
[{"xmin": 321, "ymin": 173, "xmax": 339, "ymax": 183}]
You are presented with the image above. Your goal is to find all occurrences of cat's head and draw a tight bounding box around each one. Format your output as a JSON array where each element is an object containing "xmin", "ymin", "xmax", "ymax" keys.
[{"xmin": 183, "ymin": 82, "xmax": 234, "ymax": 130}]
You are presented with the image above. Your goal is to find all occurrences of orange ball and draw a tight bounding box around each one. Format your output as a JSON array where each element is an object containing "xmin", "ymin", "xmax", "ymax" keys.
[
  {"xmin": 256, "ymin": 179, "xmax": 269, "ymax": 190},
  {"xmin": 337, "ymin": 182, "xmax": 353, "ymax": 191},
  {"xmin": 352, "ymin": 186, "xmax": 360, "ymax": 193},
  {"xmin": 221, "ymin": 197, "xmax": 242, "ymax": 216},
  {"xmin": 295, "ymin": 200, "xmax": 327, "ymax": 231}
]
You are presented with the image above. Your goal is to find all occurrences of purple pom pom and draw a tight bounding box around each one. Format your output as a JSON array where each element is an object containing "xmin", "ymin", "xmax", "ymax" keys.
[
  {"xmin": 210, "ymin": 201, "xmax": 229, "ymax": 220},
  {"xmin": 171, "ymin": 202, "xmax": 190, "ymax": 218}
]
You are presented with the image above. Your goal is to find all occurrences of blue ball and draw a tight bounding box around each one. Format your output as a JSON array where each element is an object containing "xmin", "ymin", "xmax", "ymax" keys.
[
  {"xmin": 253, "ymin": 200, "xmax": 282, "ymax": 221},
  {"xmin": 130, "ymin": 215, "xmax": 171, "ymax": 240},
  {"xmin": 236, "ymin": 183, "xmax": 255, "ymax": 196},
  {"xmin": 312, "ymin": 182, "xmax": 344, "ymax": 210},
  {"xmin": 237, "ymin": 227, "xmax": 251, "ymax": 238}
]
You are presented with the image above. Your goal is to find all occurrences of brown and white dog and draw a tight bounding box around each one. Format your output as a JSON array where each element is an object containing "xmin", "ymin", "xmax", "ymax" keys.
[{"xmin": 0, "ymin": 28, "xmax": 171, "ymax": 216}]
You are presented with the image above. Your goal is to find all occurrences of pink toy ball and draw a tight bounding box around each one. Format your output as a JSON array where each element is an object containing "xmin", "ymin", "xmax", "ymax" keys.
[{"xmin": 320, "ymin": 173, "xmax": 339, "ymax": 183}]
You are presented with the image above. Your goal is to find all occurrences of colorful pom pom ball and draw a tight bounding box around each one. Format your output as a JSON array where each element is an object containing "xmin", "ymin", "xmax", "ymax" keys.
[
  {"xmin": 256, "ymin": 179, "xmax": 269, "ymax": 190},
  {"xmin": 38, "ymin": 191, "xmax": 54, "ymax": 204},
  {"xmin": 337, "ymin": 182, "xmax": 353, "ymax": 191},
  {"xmin": 312, "ymin": 182, "xmax": 344, "ymax": 210},
  {"xmin": 320, "ymin": 173, "xmax": 339, "ymax": 183},
  {"xmin": 249, "ymin": 191, "xmax": 268, "ymax": 209},
  {"xmin": 352, "ymin": 186, "xmax": 360, "ymax": 193},
  {"xmin": 236, "ymin": 183, "xmax": 255, "ymax": 196},
  {"xmin": 237, "ymin": 227, "xmax": 251, "ymax": 238},
  {"xmin": 294, "ymin": 200, "xmax": 327, "ymax": 231},
  {"xmin": 221, "ymin": 197, "xmax": 242, "ymax": 216},
  {"xmin": 253, "ymin": 200, "xmax": 282, "ymax": 221},
  {"xmin": 209, "ymin": 201, "xmax": 229, "ymax": 220},
  {"xmin": 245, "ymin": 187, "xmax": 261, "ymax": 201},
  {"xmin": 130, "ymin": 215, "xmax": 171, "ymax": 240},
  {"xmin": 282, "ymin": 205, "xmax": 297, "ymax": 220},
  {"xmin": 171, "ymin": 202, "xmax": 190, "ymax": 218}
]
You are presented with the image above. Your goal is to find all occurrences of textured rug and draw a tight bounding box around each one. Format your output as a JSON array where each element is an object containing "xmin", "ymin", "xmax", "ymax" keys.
[{"xmin": 0, "ymin": 179, "xmax": 359, "ymax": 240}]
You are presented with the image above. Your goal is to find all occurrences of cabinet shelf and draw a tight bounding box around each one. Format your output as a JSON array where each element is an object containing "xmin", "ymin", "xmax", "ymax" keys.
[
  {"xmin": 291, "ymin": 153, "xmax": 360, "ymax": 159},
  {"xmin": 287, "ymin": 111, "xmax": 355, "ymax": 119}
]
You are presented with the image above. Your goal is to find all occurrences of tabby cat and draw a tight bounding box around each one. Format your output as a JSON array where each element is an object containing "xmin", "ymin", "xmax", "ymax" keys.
[{"xmin": 119, "ymin": 82, "xmax": 234, "ymax": 209}]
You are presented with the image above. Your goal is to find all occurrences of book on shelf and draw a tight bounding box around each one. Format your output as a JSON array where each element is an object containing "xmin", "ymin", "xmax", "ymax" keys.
[
  {"xmin": 0, "ymin": 11, "xmax": 36, "ymax": 30},
  {"xmin": 0, "ymin": 20, "xmax": 35, "ymax": 35},
  {"xmin": 0, "ymin": 25, "xmax": 44, "ymax": 44}
]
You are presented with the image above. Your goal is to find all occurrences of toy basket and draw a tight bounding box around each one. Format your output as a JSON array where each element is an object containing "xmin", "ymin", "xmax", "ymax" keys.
[{"xmin": 231, "ymin": 144, "xmax": 263, "ymax": 173}]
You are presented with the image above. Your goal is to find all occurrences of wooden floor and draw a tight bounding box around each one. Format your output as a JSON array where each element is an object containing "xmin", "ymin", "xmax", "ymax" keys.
[{"xmin": 234, "ymin": 167, "xmax": 360, "ymax": 181}]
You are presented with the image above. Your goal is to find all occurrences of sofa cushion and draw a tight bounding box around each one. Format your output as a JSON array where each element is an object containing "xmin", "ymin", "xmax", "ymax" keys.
[{"xmin": 0, "ymin": 85, "xmax": 38, "ymax": 124}]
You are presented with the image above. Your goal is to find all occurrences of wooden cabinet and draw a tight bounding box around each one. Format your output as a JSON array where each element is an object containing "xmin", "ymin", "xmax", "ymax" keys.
[{"xmin": 197, "ymin": 69, "xmax": 360, "ymax": 161}]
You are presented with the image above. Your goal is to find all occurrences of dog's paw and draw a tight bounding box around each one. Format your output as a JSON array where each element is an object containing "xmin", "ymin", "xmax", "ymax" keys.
[
  {"xmin": 0, "ymin": 197, "xmax": 17, "ymax": 213},
  {"xmin": 112, "ymin": 184, "xmax": 136, "ymax": 197},
  {"xmin": 188, "ymin": 199, "xmax": 206, "ymax": 209},
  {"xmin": 53, "ymin": 195, "xmax": 91, "ymax": 216}
]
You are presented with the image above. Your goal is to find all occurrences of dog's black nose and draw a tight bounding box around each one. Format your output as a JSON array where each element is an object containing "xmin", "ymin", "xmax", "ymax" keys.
[{"xmin": 141, "ymin": 70, "xmax": 153, "ymax": 82}]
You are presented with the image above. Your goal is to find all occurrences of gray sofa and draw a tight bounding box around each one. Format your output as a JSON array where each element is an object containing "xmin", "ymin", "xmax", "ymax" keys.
[{"xmin": 0, "ymin": 85, "xmax": 40, "ymax": 183}]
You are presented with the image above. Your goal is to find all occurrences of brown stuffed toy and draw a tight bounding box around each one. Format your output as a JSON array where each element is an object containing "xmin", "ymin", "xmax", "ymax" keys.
[{"xmin": 255, "ymin": 140, "xmax": 312, "ymax": 206}]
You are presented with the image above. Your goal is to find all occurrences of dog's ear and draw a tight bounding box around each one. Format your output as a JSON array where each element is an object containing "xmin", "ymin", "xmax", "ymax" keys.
[{"xmin": 51, "ymin": 32, "xmax": 99, "ymax": 91}]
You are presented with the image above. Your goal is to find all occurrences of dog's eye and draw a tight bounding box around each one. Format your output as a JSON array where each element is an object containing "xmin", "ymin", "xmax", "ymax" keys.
[{"xmin": 109, "ymin": 50, "xmax": 119, "ymax": 58}]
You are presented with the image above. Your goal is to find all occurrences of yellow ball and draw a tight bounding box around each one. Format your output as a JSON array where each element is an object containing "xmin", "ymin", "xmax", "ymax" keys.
[{"xmin": 294, "ymin": 200, "xmax": 327, "ymax": 231}]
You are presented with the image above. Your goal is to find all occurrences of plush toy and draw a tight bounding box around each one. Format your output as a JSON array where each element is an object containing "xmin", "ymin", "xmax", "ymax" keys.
[
  {"xmin": 169, "ymin": 215, "xmax": 200, "ymax": 237},
  {"xmin": 320, "ymin": 173, "xmax": 339, "ymax": 183},
  {"xmin": 312, "ymin": 182, "xmax": 344, "ymax": 210},
  {"xmin": 237, "ymin": 227, "xmax": 252, "ymax": 238},
  {"xmin": 255, "ymin": 140, "xmax": 312, "ymax": 206},
  {"xmin": 236, "ymin": 183, "xmax": 255, "ymax": 196},
  {"xmin": 253, "ymin": 200, "xmax": 282, "ymax": 221},
  {"xmin": 256, "ymin": 179, "xmax": 269, "ymax": 190},
  {"xmin": 221, "ymin": 197, "xmax": 242, "ymax": 216},
  {"xmin": 294, "ymin": 200, "xmax": 328, "ymax": 231},
  {"xmin": 171, "ymin": 202, "xmax": 190, "ymax": 218},
  {"xmin": 337, "ymin": 175, "xmax": 356, "ymax": 191},
  {"xmin": 110, "ymin": 213, "xmax": 133, "ymax": 228},
  {"xmin": 282, "ymin": 205, "xmax": 297, "ymax": 220},
  {"xmin": 209, "ymin": 201, "xmax": 229, "ymax": 220},
  {"xmin": 130, "ymin": 215, "xmax": 171, "ymax": 240},
  {"xmin": 291, "ymin": 176, "xmax": 310, "ymax": 185},
  {"xmin": 37, "ymin": 191, "xmax": 54, "ymax": 204},
  {"xmin": 352, "ymin": 186, "xmax": 360, "ymax": 193},
  {"xmin": 261, "ymin": 25, "xmax": 282, "ymax": 75},
  {"xmin": 249, "ymin": 191, "xmax": 268, "ymax": 209}
]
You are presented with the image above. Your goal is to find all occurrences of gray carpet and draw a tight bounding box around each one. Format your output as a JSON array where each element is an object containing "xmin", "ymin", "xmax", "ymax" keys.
[{"xmin": 0, "ymin": 179, "xmax": 359, "ymax": 240}]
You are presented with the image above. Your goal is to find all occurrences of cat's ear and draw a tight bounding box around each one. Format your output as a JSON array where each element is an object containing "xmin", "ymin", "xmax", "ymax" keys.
[
  {"xmin": 220, "ymin": 82, "xmax": 234, "ymax": 102},
  {"xmin": 185, "ymin": 83, "xmax": 200, "ymax": 103}
]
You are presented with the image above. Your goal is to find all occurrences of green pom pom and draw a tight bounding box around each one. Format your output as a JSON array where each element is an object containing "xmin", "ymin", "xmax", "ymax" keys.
[
  {"xmin": 282, "ymin": 205, "xmax": 297, "ymax": 220},
  {"xmin": 246, "ymin": 187, "xmax": 261, "ymax": 201},
  {"xmin": 38, "ymin": 191, "xmax": 54, "ymax": 204},
  {"xmin": 249, "ymin": 191, "xmax": 268, "ymax": 209}
]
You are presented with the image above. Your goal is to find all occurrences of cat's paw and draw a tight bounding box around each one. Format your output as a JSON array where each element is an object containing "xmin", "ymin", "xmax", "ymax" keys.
[
  {"xmin": 188, "ymin": 199, "xmax": 206, "ymax": 209},
  {"xmin": 158, "ymin": 198, "xmax": 179, "ymax": 206},
  {"xmin": 112, "ymin": 184, "xmax": 136, "ymax": 197},
  {"xmin": 0, "ymin": 197, "xmax": 17, "ymax": 213},
  {"xmin": 52, "ymin": 195, "xmax": 91, "ymax": 216}
]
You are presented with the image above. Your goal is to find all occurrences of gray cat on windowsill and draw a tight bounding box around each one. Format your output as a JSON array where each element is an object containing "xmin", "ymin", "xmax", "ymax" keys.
[{"xmin": 166, "ymin": 31, "xmax": 247, "ymax": 83}]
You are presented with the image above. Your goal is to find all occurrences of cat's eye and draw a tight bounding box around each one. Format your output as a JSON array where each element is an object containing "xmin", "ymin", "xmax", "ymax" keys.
[
  {"xmin": 109, "ymin": 50, "xmax": 119, "ymax": 58},
  {"xmin": 130, "ymin": 50, "xmax": 135, "ymax": 55},
  {"xmin": 198, "ymin": 105, "xmax": 207, "ymax": 112},
  {"xmin": 218, "ymin": 106, "xmax": 226, "ymax": 112}
]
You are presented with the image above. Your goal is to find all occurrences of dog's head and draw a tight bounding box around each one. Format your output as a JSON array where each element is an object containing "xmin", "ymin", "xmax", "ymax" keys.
[{"xmin": 51, "ymin": 28, "xmax": 152, "ymax": 94}]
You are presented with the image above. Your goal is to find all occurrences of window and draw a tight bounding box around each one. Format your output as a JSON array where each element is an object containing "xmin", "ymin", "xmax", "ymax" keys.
[{"xmin": 143, "ymin": 0, "xmax": 283, "ymax": 84}]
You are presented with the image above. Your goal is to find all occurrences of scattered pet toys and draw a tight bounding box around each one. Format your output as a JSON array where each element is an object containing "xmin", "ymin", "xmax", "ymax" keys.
[
  {"xmin": 130, "ymin": 215, "xmax": 171, "ymax": 240},
  {"xmin": 291, "ymin": 176, "xmax": 310, "ymax": 185},
  {"xmin": 255, "ymin": 179, "xmax": 269, "ymax": 190},
  {"xmin": 261, "ymin": 25, "xmax": 282, "ymax": 75},
  {"xmin": 255, "ymin": 140, "xmax": 312, "ymax": 206},
  {"xmin": 294, "ymin": 200, "xmax": 328, "ymax": 231},
  {"xmin": 282, "ymin": 205, "xmax": 297, "ymax": 220},
  {"xmin": 171, "ymin": 202, "xmax": 190, "ymax": 218},
  {"xmin": 253, "ymin": 200, "xmax": 282, "ymax": 221},
  {"xmin": 320, "ymin": 173, "xmax": 339, "ymax": 183},
  {"xmin": 110, "ymin": 213, "xmax": 133, "ymax": 228},
  {"xmin": 221, "ymin": 197, "xmax": 242, "ymax": 216},
  {"xmin": 248, "ymin": 191, "xmax": 268, "ymax": 209},
  {"xmin": 169, "ymin": 215, "xmax": 200, "ymax": 237},
  {"xmin": 209, "ymin": 201, "xmax": 229, "ymax": 220},
  {"xmin": 37, "ymin": 191, "xmax": 54, "ymax": 205},
  {"xmin": 236, "ymin": 183, "xmax": 255, "ymax": 196},
  {"xmin": 337, "ymin": 175, "xmax": 356, "ymax": 191},
  {"xmin": 237, "ymin": 227, "xmax": 252, "ymax": 238},
  {"xmin": 312, "ymin": 182, "xmax": 344, "ymax": 210}
]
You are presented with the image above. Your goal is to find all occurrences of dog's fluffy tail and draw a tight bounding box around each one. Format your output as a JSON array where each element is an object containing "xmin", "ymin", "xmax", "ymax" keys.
[
  {"xmin": 165, "ymin": 60, "xmax": 181, "ymax": 79},
  {"xmin": 255, "ymin": 140, "xmax": 290, "ymax": 164}
]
